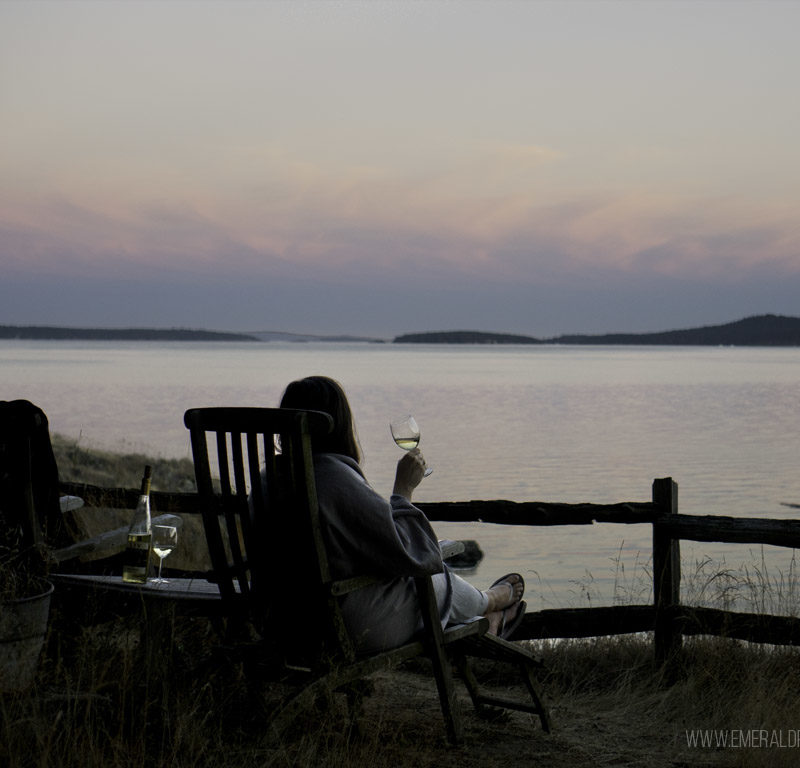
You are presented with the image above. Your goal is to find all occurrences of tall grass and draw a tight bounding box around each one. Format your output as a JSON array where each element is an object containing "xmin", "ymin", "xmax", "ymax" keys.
[
  {"xmin": 684, "ymin": 548, "xmax": 800, "ymax": 617},
  {"xmin": 51, "ymin": 433, "xmax": 196, "ymax": 492},
  {"xmin": 1, "ymin": 608, "xmax": 419, "ymax": 768},
  {"xmin": 7, "ymin": 611, "xmax": 800, "ymax": 768},
  {"xmin": 534, "ymin": 634, "xmax": 800, "ymax": 768}
]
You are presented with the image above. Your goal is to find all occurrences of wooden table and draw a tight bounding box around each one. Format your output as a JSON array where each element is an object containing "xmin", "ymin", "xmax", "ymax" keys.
[
  {"xmin": 52, "ymin": 573, "xmax": 223, "ymax": 597},
  {"xmin": 50, "ymin": 573, "xmax": 239, "ymax": 688},
  {"xmin": 51, "ymin": 573, "xmax": 233, "ymax": 618},
  {"xmin": 52, "ymin": 540, "xmax": 463, "ymax": 621}
]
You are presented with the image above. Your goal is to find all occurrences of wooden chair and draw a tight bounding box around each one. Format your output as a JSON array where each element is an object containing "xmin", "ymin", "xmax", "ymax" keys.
[
  {"xmin": 1, "ymin": 400, "xmax": 69, "ymax": 554},
  {"xmin": 184, "ymin": 406, "xmax": 550, "ymax": 744},
  {"xmin": 0, "ymin": 400, "xmax": 75, "ymax": 594}
]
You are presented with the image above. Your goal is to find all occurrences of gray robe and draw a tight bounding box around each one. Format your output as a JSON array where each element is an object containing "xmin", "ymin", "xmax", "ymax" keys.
[{"xmin": 313, "ymin": 452, "xmax": 453, "ymax": 653}]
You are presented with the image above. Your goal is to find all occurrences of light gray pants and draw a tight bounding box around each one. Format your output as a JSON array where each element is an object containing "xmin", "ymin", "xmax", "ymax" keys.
[{"xmin": 446, "ymin": 571, "xmax": 489, "ymax": 624}]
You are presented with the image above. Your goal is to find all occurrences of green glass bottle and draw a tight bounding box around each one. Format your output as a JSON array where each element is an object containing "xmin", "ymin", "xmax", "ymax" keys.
[{"xmin": 122, "ymin": 466, "xmax": 152, "ymax": 584}]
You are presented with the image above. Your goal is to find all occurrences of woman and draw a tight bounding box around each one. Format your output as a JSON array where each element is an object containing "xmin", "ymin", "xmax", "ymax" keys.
[{"xmin": 280, "ymin": 375, "xmax": 526, "ymax": 653}]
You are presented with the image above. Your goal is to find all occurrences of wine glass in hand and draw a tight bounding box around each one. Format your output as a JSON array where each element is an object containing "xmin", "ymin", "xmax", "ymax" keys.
[
  {"xmin": 390, "ymin": 415, "xmax": 433, "ymax": 476},
  {"xmin": 151, "ymin": 524, "xmax": 177, "ymax": 585}
]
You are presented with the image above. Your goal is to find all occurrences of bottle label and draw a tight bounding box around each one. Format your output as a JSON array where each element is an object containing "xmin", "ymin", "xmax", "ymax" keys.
[{"xmin": 122, "ymin": 532, "xmax": 152, "ymax": 584}]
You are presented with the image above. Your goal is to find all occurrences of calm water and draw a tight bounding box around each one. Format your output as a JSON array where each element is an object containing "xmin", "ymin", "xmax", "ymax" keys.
[{"xmin": 3, "ymin": 340, "xmax": 800, "ymax": 609}]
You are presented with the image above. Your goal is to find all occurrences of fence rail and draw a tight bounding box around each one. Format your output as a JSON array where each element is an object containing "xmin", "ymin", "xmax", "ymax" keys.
[{"xmin": 59, "ymin": 477, "xmax": 800, "ymax": 664}]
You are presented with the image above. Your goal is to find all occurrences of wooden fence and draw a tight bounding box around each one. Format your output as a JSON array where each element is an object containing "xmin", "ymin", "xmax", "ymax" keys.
[
  {"xmin": 420, "ymin": 478, "xmax": 800, "ymax": 664},
  {"xmin": 59, "ymin": 477, "xmax": 800, "ymax": 664}
]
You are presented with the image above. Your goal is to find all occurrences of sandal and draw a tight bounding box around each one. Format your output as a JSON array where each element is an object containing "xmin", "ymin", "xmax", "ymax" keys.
[
  {"xmin": 499, "ymin": 600, "xmax": 526, "ymax": 640},
  {"xmin": 490, "ymin": 573, "xmax": 525, "ymax": 605}
]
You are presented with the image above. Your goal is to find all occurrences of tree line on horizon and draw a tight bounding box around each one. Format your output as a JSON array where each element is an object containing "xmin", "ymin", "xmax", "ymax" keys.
[
  {"xmin": 1, "ymin": 314, "xmax": 799, "ymax": 346},
  {"xmin": 392, "ymin": 314, "xmax": 800, "ymax": 346},
  {"xmin": 0, "ymin": 325, "xmax": 258, "ymax": 342}
]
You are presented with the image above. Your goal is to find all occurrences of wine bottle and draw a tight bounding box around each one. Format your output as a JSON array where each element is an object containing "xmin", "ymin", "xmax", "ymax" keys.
[{"xmin": 122, "ymin": 465, "xmax": 153, "ymax": 584}]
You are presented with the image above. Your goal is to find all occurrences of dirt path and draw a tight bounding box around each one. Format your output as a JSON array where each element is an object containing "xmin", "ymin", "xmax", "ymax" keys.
[{"xmin": 270, "ymin": 668, "xmax": 732, "ymax": 768}]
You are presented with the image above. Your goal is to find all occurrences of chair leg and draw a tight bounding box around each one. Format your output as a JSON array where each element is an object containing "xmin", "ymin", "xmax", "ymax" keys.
[
  {"xmin": 519, "ymin": 662, "xmax": 551, "ymax": 733},
  {"xmin": 427, "ymin": 646, "xmax": 465, "ymax": 745},
  {"xmin": 265, "ymin": 672, "xmax": 376, "ymax": 743},
  {"xmin": 454, "ymin": 650, "xmax": 551, "ymax": 734},
  {"xmin": 455, "ymin": 655, "xmax": 493, "ymax": 720},
  {"xmin": 343, "ymin": 678, "xmax": 373, "ymax": 741},
  {"xmin": 265, "ymin": 676, "xmax": 331, "ymax": 742}
]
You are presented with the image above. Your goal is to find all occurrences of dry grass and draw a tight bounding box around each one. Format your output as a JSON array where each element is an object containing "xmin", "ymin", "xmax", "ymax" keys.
[
  {"xmin": 51, "ymin": 433, "xmax": 196, "ymax": 493},
  {"xmin": 4, "ymin": 609, "xmax": 800, "ymax": 768}
]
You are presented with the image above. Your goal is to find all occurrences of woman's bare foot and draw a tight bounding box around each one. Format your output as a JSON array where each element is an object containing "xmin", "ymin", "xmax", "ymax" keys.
[
  {"xmin": 484, "ymin": 573, "xmax": 524, "ymax": 614},
  {"xmin": 487, "ymin": 600, "xmax": 524, "ymax": 636}
]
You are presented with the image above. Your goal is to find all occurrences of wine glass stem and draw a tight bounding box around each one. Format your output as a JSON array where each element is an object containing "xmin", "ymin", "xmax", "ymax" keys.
[{"xmin": 157, "ymin": 557, "xmax": 163, "ymax": 581}]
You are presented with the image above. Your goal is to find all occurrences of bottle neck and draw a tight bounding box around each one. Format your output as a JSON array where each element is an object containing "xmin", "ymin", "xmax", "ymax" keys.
[{"xmin": 129, "ymin": 495, "xmax": 151, "ymax": 534}]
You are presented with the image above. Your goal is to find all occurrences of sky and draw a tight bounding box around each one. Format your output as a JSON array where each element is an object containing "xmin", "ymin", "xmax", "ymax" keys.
[{"xmin": 2, "ymin": 0, "xmax": 799, "ymax": 339}]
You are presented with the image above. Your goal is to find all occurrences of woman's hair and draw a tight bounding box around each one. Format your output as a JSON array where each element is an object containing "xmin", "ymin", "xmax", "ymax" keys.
[{"xmin": 279, "ymin": 376, "xmax": 361, "ymax": 462}]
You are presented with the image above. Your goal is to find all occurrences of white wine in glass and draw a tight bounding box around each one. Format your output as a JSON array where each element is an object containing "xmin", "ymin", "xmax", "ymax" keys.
[
  {"xmin": 151, "ymin": 524, "xmax": 177, "ymax": 585},
  {"xmin": 390, "ymin": 415, "xmax": 433, "ymax": 476}
]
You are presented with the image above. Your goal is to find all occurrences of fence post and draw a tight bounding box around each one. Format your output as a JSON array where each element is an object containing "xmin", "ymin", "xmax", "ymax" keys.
[{"xmin": 652, "ymin": 477, "xmax": 681, "ymax": 668}]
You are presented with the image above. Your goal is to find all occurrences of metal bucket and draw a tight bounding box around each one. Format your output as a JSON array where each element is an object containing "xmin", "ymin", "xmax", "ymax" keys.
[{"xmin": 0, "ymin": 580, "xmax": 54, "ymax": 692}]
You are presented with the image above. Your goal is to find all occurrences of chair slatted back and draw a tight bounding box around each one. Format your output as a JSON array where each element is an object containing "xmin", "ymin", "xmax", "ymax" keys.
[{"xmin": 184, "ymin": 407, "xmax": 335, "ymax": 648}]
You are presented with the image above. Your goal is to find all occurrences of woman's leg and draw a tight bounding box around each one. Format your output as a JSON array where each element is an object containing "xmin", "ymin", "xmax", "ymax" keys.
[
  {"xmin": 447, "ymin": 572, "xmax": 525, "ymax": 627},
  {"xmin": 448, "ymin": 572, "xmax": 490, "ymax": 623}
]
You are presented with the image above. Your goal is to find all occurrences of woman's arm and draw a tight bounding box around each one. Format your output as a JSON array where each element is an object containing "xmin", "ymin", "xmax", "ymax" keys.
[
  {"xmin": 315, "ymin": 453, "xmax": 442, "ymax": 579},
  {"xmin": 391, "ymin": 448, "xmax": 427, "ymax": 500}
]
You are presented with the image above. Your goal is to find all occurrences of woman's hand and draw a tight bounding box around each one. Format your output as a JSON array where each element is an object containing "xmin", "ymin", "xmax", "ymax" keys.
[{"xmin": 392, "ymin": 448, "xmax": 427, "ymax": 499}]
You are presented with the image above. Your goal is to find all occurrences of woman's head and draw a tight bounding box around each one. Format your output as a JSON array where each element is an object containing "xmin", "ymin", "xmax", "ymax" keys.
[{"xmin": 279, "ymin": 376, "xmax": 361, "ymax": 462}]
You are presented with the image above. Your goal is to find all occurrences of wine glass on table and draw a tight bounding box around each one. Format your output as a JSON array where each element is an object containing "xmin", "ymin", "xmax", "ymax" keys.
[
  {"xmin": 390, "ymin": 415, "xmax": 433, "ymax": 476},
  {"xmin": 151, "ymin": 524, "xmax": 177, "ymax": 585}
]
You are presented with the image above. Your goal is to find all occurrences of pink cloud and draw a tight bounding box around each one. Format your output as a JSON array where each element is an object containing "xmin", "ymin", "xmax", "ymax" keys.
[{"xmin": 2, "ymin": 146, "xmax": 799, "ymax": 293}]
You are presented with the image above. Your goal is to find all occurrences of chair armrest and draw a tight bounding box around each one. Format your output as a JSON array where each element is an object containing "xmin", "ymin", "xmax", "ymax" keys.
[
  {"xmin": 50, "ymin": 513, "xmax": 182, "ymax": 564},
  {"xmin": 331, "ymin": 541, "xmax": 463, "ymax": 596},
  {"xmin": 442, "ymin": 616, "xmax": 489, "ymax": 642},
  {"xmin": 438, "ymin": 539, "xmax": 465, "ymax": 559},
  {"xmin": 330, "ymin": 574, "xmax": 382, "ymax": 596}
]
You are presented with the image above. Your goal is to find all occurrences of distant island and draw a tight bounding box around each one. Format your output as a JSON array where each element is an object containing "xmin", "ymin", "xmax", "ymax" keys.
[
  {"xmin": 2, "ymin": 314, "xmax": 799, "ymax": 346},
  {"xmin": 0, "ymin": 326, "xmax": 259, "ymax": 342},
  {"xmin": 393, "ymin": 315, "xmax": 800, "ymax": 346},
  {"xmin": 0, "ymin": 326, "xmax": 389, "ymax": 343},
  {"xmin": 247, "ymin": 330, "xmax": 385, "ymax": 343},
  {"xmin": 393, "ymin": 330, "xmax": 541, "ymax": 345}
]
